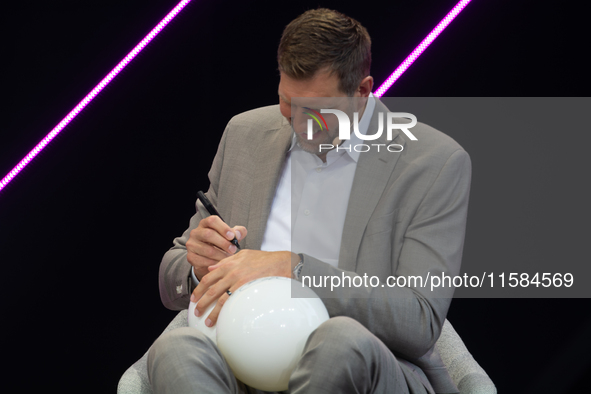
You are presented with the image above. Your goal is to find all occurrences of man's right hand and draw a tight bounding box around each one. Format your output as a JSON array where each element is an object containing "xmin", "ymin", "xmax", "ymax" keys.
[{"xmin": 186, "ymin": 215, "xmax": 247, "ymax": 280}]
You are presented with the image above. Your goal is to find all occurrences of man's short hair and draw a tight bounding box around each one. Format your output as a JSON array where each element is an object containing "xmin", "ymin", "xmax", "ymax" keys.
[{"xmin": 277, "ymin": 8, "xmax": 372, "ymax": 96}]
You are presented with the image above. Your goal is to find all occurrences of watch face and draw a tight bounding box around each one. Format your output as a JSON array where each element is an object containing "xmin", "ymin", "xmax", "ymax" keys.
[{"xmin": 293, "ymin": 261, "xmax": 304, "ymax": 280}]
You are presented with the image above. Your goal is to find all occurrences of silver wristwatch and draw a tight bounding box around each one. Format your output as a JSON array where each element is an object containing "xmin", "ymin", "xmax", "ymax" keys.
[{"xmin": 292, "ymin": 253, "xmax": 304, "ymax": 280}]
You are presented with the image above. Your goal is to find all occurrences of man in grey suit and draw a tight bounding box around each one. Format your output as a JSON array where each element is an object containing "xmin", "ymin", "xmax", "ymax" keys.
[{"xmin": 148, "ymin": 8, "xmax": 470, "ymax": 394}]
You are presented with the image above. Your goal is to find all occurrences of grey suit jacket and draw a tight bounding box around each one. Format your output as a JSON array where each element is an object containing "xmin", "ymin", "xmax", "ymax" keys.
[{"xmin": 158, "ymin": 101, "xmax": 471, "ymax": 394}]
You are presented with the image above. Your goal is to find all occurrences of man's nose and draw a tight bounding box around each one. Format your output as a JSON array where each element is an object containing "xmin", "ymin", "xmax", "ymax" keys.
[{"xmin": 292, "ymin": 110, "xmax": 310, "ymax": 134}]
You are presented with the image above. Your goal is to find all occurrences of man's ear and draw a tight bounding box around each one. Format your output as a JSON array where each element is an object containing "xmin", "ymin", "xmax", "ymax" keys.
[{"xmin": 356, "ymin": 76, "xmax": 374, "ymax": 98}]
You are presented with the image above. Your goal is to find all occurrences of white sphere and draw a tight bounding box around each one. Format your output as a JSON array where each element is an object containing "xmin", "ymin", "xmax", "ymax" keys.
[
  {"xmin": 216, "ymin": 276, "xmax": 329, "ymax": 391},
  {"xmin": 187, "ymin": 299, "xmax": 217, "ymax": 345}
]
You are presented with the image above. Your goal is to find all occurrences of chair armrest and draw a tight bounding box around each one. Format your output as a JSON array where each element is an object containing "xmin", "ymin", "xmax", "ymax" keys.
[
  {"xmin": 436, "ymin": 319, "xmax": 496, "ymax": 394},
  {"xmin": 117, "ymin": 310, "xmax": 189, "ymax": 394}
]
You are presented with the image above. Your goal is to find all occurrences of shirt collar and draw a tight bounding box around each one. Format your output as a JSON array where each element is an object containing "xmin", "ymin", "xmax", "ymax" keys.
[{"xmin": 337, "ymin": 93, "xmax": 376, "ymax": 162}]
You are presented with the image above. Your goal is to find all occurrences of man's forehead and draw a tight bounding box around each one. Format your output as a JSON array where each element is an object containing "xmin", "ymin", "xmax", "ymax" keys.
[
  {"xmin": 289, "ymin": 96, "xmax": 348, "ymax": 109},
  {"xmin": 278, "ymin": 70, "xmax": 346, "ymax": 99},
  {"xmin": 278, "ymin": 89, "xmax": 343, "ymax": 107}
]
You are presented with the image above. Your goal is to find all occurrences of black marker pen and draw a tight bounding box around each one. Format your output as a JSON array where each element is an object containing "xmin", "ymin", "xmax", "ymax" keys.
[{"xmin": 197, "ymin": 191, "xmax": 241, "ymax": 251}]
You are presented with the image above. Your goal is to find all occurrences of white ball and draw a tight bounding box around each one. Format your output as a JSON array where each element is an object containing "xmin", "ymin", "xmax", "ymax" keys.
[
  {"xmin": 216, "ymin": 276, "xmax": 329, "ymax": 391},
  {"xmin": 187, "ymin": 299, "xmax": 218, "ymax": 345}
]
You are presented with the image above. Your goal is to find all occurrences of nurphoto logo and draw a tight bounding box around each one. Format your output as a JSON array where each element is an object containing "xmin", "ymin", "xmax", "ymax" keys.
[{"xmin": 304, "ymin": 108, "xmax": 418, "ymax": 153}]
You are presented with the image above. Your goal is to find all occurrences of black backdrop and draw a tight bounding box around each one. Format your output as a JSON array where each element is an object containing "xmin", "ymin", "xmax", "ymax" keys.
[{"xmin": 1, "ymin": 0, "xmax": 589, "ymax": 392}]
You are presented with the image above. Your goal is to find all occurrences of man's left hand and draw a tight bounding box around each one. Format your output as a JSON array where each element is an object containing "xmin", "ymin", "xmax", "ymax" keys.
[{"xmin": 190, "ymin": 249, "xmax": 297, "ymax": 327}]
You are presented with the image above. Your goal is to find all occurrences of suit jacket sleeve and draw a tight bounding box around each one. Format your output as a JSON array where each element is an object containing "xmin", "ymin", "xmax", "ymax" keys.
[
  {"xmin": 300, "ymin": 148, "xmax": 471, "ymax": 361},
  {"xmin": 158, "ymin": 123, "xmax": 230, "ymax": 310},
  {"xmin": 157, "ymin": 105, "xmax": 289, "ymax": 310}
]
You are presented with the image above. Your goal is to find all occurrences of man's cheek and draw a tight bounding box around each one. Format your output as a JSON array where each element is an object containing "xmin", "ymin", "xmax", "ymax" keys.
[{"xmin": 279, "ymin": 103, "xmax": 291, "ymax": 122}]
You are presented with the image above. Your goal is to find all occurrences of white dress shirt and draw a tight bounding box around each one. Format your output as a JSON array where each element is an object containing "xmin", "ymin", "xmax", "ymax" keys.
[
  {"xmin": 260, "ymin": 95, "xmax": 376, "ymax": 268},
  {"xmin": 192, "ymin": 95, "xmax": 376, "ymax": 283}
]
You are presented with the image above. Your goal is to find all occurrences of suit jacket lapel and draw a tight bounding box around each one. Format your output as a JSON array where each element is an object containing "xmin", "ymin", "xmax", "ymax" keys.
[
  {"xmin": 338, "ymin": 100, "xmax": 406, "ymax": 272},
  {"xmin": 240, "ymin": 100, "xmax": 407, "ymax": 267},
  {"xmin": 245, "ymin": 119, "xmax": 293, "ymax": 250}
]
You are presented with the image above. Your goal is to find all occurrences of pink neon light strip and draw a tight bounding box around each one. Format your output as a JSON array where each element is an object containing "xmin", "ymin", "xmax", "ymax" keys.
[
  {"xmin": 374, "ymin": 0, "xmax": 472, "ymax": 97},
  {"xmin": 0, "ymin": 0, "xmax": 192, "ymax": 193},
  {"xmin": 2, "ymin": 0, "xmax": 470, "ymax": 192}
]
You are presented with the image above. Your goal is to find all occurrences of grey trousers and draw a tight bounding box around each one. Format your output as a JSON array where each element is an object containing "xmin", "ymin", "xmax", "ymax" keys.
[{"xmin": 147, "ymin": 316, "xmax": 433, "ymax": 394}]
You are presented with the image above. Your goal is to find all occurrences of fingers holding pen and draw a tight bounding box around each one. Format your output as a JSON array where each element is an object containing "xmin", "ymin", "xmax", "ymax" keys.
[
  {"xmin": 186, "ymin": 216, "xmax": 247, "ymax": 280},
  {"xmin": 196, "ymin": 191, "xmax": 246, "ymax": 247},
  {"xmin": 229, "ymin": 224, "xmax": 247, "ymax": 249},
  {"xmin": 199, "ymin": 216, "xmax": 239, "ymax": 252}
]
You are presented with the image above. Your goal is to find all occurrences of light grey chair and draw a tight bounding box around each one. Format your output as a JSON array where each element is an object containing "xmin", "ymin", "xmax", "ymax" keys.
[{"xmin": 118, "ymin": 311, "xmax": 496, "ymax": 394}]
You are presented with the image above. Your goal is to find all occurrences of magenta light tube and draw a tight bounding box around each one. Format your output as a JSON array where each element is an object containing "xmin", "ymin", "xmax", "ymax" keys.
[
  {"xmin": 0, "ymin": 0, "xmax": 192, "ymax": 193},
  {"xmin": 374, "ymin": 0, "xmax": 472, "ymax": 98}
]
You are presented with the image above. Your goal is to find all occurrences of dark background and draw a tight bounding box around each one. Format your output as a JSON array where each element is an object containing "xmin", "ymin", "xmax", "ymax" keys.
[{"xmin": 0, "ymin": 0, "xmax": 589, "ymax": 392}]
